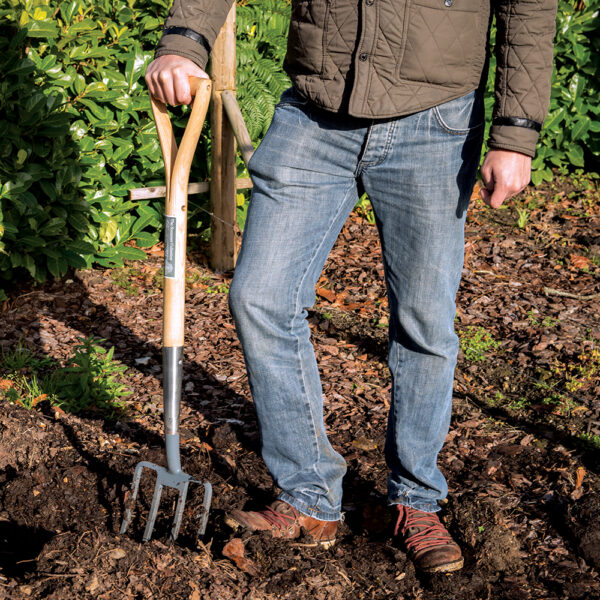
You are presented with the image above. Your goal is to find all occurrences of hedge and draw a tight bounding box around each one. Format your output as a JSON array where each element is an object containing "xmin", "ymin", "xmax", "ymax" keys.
[{"xmin": 0, "ymin": 0, "xmax": 598, "ymax": 298}]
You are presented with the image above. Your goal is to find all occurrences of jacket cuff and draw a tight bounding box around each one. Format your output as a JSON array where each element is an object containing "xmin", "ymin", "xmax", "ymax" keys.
[
  {"xmin": 487, "ymin": 124, "xmax": 540, "ymax": 158},
  {"xmin": 155, "ymin": 34, "xmax": 209, "ymax": 71}
]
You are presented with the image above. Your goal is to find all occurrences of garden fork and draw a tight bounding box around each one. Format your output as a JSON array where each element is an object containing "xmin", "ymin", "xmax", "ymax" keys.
[{"xmin": 120, "ymin": 77, "xmax": 213, "ymax": 543}]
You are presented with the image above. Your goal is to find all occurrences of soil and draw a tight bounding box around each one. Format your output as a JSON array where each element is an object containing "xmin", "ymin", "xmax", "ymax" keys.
[{"xmin": 1, "ymin": 178, "xmax": 599, "ymax": 599}]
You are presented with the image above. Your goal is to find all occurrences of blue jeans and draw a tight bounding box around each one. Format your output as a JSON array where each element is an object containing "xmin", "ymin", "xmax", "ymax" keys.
[{"xmin": 228, "ymin": 87, "xmax": 484, "ymax": 521}]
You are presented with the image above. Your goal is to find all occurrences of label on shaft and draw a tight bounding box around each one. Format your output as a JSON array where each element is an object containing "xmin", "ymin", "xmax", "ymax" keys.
[{"xmin": 164, "ymin": 215, "xmax": 176, "ymax": 278}]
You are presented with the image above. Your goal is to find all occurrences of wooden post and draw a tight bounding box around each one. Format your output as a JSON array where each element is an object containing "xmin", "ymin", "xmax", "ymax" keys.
[{"xmin": 210, "ymin": 4, "xmax": 238, "ymax": 271}]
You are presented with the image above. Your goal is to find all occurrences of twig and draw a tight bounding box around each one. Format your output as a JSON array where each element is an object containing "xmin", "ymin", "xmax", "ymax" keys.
[{"xmin": 543, "ymin": 287, "xmax": 600, "ymax": 301}]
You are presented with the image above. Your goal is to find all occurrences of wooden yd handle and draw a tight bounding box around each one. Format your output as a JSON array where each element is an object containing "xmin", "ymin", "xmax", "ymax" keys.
[{"xmin": 150, "ymin": 77, "xmax": 212, "ymax": 348}]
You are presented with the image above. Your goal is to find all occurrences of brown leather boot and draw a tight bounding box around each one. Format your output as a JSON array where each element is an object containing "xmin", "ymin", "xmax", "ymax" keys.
[
  {"xmin": 393, "ymin": 504, "xmax": 464, "ymax": 573},
  {"xmin": 224, "ymin": 500, "xmax": 338, "ymax": 548}
]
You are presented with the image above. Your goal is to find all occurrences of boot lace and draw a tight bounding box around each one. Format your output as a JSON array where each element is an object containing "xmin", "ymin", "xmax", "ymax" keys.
[
  {"xmin": 394, "ymin": 506, "xmax": 453, "ymax": 554},
  {"xmin": 256, "ymin": 504, "xmax": 299, "ymax": 531}
]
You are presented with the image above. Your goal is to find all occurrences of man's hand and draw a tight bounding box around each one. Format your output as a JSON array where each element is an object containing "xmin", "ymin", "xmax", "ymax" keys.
[
  {"xmin": 479, "ymin": 149, "xmax": 532, "ymax": 209},
  {"xmin": 145, "ymin": 55, "xmax": 209, "ymax": 106}
]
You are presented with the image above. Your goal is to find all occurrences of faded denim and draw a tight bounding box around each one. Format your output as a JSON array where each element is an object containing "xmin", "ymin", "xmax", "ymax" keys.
[{"xmin": 228, "ymin": 86, "xmax": 485, "ymax": 520}]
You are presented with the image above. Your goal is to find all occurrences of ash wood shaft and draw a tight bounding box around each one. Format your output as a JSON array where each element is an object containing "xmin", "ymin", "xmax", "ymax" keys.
[
  {"xmin": 221, "ymin": 90, "xmax": 254, "ymax": 167},
  {"xmin": 210, "ymin": 3, "xmax": 238, "ymax": 271},
  {"xmin": 128, "ymin": 178, "xmax": 253, "ymax": 200},
  {"xmin": 150, "ymin": 77, "xmax": 212, "ymax": 348}
]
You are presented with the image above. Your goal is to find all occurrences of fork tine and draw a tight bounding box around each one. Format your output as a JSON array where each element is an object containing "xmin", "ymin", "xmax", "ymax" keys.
[
  {"xmin": 169, "ymin": 481, "xmax": 190, "ymax": 542},
  {"xmin": 198, "ymin": 482, "xmax": 212, "ymax": 538},
  {"xmin": 142, "ymin": 478, "xmax": 164, "ymax": 542},
  {"xmin": 120, "ymin": 462, "xmax": 145, "ymax": 535}
]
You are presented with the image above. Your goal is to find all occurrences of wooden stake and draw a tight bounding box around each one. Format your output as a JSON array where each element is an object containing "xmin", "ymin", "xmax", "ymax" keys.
[
  {"xmin": 221, "ymin": 90, "xmax": 254, "ymax": 167},
  {"xmin": 210, "ymin": 3, "xmax": 238, "ymax": 271}
]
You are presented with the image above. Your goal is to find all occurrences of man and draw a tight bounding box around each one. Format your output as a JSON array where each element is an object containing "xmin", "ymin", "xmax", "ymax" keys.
[{"xmin": 147, "ymin": 0, "xmax": 556, "ymax": 573}]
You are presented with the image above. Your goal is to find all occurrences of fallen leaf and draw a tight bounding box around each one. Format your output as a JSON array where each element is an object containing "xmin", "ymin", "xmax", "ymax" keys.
[
  {"xmin": 0, "ymin": 379, "xmax": 14, "ymax": 391},
  {"xmin": 352, "ymin": 436, "xmax": 377, "ymax": 451},
  {"xmin": 109, "ymin": 548, "xmax": 127, "ymax": 560},
  {"xmin": 316, "ymin": 287, "xmax": 336, "ymax": 303},
  {"xmin": 222, "ymin": 538, "xmax": 260, "ymax": 576},
  {"xmin": 32, "ymin": 394, "xmax": 47, "ymax": 407},
  {"xmin": 85, "ymin": 575, "xmax": 100, "ymax": 593},
  {"xmin": 571, "ymin": 466, "xmax": 586, "ymax": 500},
  {"xmin": 570, "ymin": 254, "xmax": 592, "ymax": 269}
]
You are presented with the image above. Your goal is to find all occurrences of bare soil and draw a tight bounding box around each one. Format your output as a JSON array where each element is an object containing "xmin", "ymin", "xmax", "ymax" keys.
[{"xmin": 1, "ymin": 179, "xmax": 599, "ymax": 599}]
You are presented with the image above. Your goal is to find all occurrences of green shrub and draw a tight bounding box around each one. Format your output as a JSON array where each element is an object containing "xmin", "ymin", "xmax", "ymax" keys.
[
  {"xmin": 0, "ymin": 0, "xmax": 597, "ymax": 297},
  {"xmin": 533, "ymin": 0, "xmax": 600, "ymax": 183},
  {"xmin": 0, "ymin": 337, "xmax": 130, "ymax": 418},
  {"xmin": 483, "ymin": 0, "xmax": 599, "ymax": 184},
  {"xmin": 0, "ymin": 0, "xmax": 171, "ymax": 294}
]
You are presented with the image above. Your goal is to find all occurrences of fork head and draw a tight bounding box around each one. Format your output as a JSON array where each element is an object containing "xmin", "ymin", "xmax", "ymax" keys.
[{"xmin": 120, "ymin": 460, "xmax": 212, "ymax": 543}]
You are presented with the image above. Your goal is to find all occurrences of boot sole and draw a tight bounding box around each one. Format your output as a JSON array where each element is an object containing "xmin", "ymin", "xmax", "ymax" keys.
[
  {"xmin": 419, "ymin": 557, "xmax": 464, "ymax": 574},
  {"xmin": 224, "ymin": 514, "xmax": 336, "ymax": 549}
]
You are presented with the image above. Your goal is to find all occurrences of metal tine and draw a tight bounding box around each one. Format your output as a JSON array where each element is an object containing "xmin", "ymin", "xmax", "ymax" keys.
[
  {"xmin": 120, "ymin": 461, "xmax": 149, "ymax": 535},
  {"xmin": 170, "ymin": 481, "xmax": 190, "ymax": 542},
  {"xmin": 197, "ymin": 481, "xmax": 212, "ymax": 538},
  {"xmin": 143, "ymin": 478, "xmax": 165, "ymax": 542}
]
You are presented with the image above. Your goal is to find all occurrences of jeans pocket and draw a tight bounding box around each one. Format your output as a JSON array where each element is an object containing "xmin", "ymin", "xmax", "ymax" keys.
[
  {"xmin": 277, "ymin": 86, "xmax": 311, "ymax": 108},
  {"xmin": 432, "ymin": 90, "xmax": 484, "ymax": 136}
]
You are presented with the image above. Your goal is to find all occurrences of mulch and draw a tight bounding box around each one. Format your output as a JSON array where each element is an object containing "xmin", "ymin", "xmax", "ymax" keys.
[{"xmin": 0, "ymin": 178, "xmax": 599, "ymax": 599}]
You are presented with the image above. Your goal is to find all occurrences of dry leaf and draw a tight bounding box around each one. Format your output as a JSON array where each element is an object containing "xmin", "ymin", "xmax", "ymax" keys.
[
  {"xmin": 222, "ymin": 538, "xmax": 260, "ymax": 576},
  {"xmin": 0, "ymin": 379, "xmax": 14, "ymax": 391},
  {"xmin": 85, "ymin": 575, "xmax": 100, "ymax": 593},
  {"xmin": 570, "ymin": 254, "xmax": 592, "ymax": 269},
  {"xmin": 316, "ymin": 287, "xmax": 336, "ymax": 303},
  {"xmin": 571, "ymin": 466, "xmax": 586, "ymax": 500},
  {"xmin": 32, "ymin": 394, "xmax": 47, "ymax": 407},
  {"xmin": 352, "ymin": 436, "xmax": 377, "ymax": 451},
  {"xmin": 109, "ymin": 548, "xmax": 127, "ymax": 560}
]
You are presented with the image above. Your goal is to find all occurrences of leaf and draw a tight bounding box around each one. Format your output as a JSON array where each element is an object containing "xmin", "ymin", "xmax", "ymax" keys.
[
  {"xmin": 222, "ymin": 538, "xmax": 260, "ymax": 576},
  {"xmin": 133, "ymin": 231, "xmax": 158, "ymax": 247},
  {"xmin": 566, "ymin": 145, "xmax": 585, "ymax": 167},
  {"xmin": 26, "ymin": 20, "xmax": 59, "ymax": 39},
  {"xmin": 115, "ymin": 245, "xmax": 147, "ymax": 261},
  {"xmin": 125, "ymin": 46, "xmax": 148, "ymax": 92},
  {"xmin": 46, "ymin": 255, "xmax": 68, "ymax": 279},
  {"xmin": 571, "ymin": 116, "xmax": 591, "ymax": 141},
  {"xmin": 99, "ymin": 220, "xmax": 119, "ymax": 244}
]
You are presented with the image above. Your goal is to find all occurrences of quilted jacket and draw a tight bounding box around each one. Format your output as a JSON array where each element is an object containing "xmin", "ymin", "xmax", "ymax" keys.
[{"xmin": 155, "ymin": 0, "xmax": 557, "ymax": 157}]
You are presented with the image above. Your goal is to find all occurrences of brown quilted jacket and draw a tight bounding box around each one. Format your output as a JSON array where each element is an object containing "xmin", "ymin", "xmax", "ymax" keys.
[{"xmin": 155, "ymin": 0, "xmax": 557, "ymax": 157}]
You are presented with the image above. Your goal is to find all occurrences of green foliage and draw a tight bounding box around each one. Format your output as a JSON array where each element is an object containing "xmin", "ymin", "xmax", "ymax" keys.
[
  {"xmin": 533, "ymin": 0, "xmax": 600, "ymax": 183},
  {"xmin": 236, "ymin": 0, "xmax": 291, "ymax": 140},
  {"xmin": 484, "ymin": 0, "xmax": 600, "ymax": 182},
  {"xmin": 459, "ymin": 326, "xmax": 501, "ymax": 362},
  {"xmin": 0, "ymin": 0, "xmax": 167, "ymax": 291},
  {"xmin": 0, "ymin": 337, "xmax": 130, "ymax": 418},
  {"xmin": 1, "ymin": 0, "xmax": 597, "ymax": 294}
]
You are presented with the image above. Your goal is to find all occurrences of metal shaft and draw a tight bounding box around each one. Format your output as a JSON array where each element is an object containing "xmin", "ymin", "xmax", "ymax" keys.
[{"xmin": 163, "ymin": 346, "xmax": 183, "ymax": 473}]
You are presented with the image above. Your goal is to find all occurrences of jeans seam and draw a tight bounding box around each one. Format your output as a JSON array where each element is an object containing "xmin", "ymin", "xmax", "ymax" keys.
[
  {"xmin": 355, "ymin": 122, "xmax": 375, "ymax": 177},
  {"xmin": 291, "ymin": 181, "xmax": 357, "ymax": 498},
  {"xmin": 361, "ymin": 119, "xmax": 398, "ymax": 169}
]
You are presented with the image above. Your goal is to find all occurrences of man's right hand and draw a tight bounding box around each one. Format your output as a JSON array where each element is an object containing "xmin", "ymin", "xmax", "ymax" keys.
[{"xmin": 145, "ymin": 55, "xmax": 209, "ymax": 106}]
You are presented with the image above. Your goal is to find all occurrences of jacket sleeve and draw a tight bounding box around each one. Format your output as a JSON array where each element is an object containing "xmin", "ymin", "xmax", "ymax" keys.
[
  {"xmin": 488, "ymin": 0, "xmax": 558, "ymax": 158},
  {"xmin": 154, "ymin": 0, "xmax": 235, "ymax": 71}
]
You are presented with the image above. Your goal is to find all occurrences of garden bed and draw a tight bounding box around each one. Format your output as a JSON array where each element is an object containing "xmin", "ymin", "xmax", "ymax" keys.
[{"xmin": 1, "ymin": 178, "xmax": 599, "ymax": 599}]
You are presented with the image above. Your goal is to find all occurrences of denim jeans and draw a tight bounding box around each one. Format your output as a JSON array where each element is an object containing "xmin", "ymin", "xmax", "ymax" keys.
[{"xmin": 228, "ymin": 87, "xmax": 484, "ymax": 521}]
